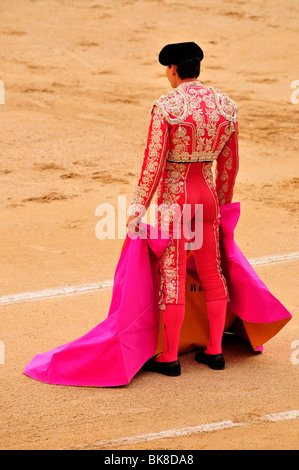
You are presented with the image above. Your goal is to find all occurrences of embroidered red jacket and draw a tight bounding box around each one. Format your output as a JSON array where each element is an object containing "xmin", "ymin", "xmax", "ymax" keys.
[{"xmin": 128, "ymin": 80, "xmax": 239, "ymax": 217}]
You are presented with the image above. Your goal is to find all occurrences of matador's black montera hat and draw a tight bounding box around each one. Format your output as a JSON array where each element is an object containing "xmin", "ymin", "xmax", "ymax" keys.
[{"xmin": 158, "ymin": 42, "xmax": 204, "ymax": 66}]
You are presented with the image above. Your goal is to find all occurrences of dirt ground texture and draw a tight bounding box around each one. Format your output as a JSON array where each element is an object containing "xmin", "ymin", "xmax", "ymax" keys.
[{"xmin": 0, "ymin": 0, "xmax": 298, "ymax": 451}]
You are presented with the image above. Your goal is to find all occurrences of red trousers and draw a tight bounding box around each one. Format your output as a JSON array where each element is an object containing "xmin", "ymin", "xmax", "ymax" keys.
[{"xmin": 156, "ymin": 161, "xmax": 228, "ymax": 309}]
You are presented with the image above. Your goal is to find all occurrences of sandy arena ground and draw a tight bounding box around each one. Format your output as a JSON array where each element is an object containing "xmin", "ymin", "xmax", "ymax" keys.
[{"xmin": 0, "ymin": 0, "xmax": 298, "ymax": 451}]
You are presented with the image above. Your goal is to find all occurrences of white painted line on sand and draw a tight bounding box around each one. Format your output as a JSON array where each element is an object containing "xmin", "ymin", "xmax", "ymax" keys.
[
  {"xmin": 262, "ymin": 410, "xmax": 299, "ymax": 422},
  {"xmin": 0, "ymin": 252, "xmax": 298, "ymax": 307},
  {"xmin": 248, "ymin": 252, "xmax": 299, "ymax": 266},
  {"xmin": 0, "ymin": 280, "xmax": 114, "ymax": 306},
  {"xmin": 66, "ymin": 409, "xmax": 299, "ymax": 449}
]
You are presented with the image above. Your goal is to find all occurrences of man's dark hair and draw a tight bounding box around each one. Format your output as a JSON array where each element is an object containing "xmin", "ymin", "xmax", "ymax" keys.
[{"xmin": 175, "ymin": 57, "xmax": 201, "ymax": 79}]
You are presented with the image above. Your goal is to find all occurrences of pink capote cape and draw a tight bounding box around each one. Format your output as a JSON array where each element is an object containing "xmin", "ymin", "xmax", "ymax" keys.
[{"xmin": 24, "ymin": 203, "xmax": 292, "ymax": 387}]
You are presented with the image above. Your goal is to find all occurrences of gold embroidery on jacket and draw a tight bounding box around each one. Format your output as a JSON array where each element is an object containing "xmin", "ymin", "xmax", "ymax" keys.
[
  {"xmin": 216, "ymin": 145, "xmax": 233, "ymax": 206},
  {"xmin": 155, "ymin": 81, "xmax": 237, "ymax": 163},
  {"xmin": 129, "ymin": 107, "xmax": 167, "ymax": 216}
]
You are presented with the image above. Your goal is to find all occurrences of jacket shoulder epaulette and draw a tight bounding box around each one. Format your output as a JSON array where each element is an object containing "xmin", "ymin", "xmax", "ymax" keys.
[
  {"xmin": 151, "ymin": 89, "xmax": 188, "ymax": 124},
  {"xmin": 209, "ymin": 87, "xmax": 238, "ymax": 122}
]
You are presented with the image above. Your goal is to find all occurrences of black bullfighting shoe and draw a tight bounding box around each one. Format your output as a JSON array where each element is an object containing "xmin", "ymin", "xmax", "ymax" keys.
[
  {"xmin": 194, "ymin": 349, "xmax": 225, "ymax": 370},
  {"xmin": 141, "ymin": 358, "xmax": 181, "ymax": 376}
]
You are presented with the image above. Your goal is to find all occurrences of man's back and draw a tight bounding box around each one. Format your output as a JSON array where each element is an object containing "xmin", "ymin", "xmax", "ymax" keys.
[{"xmin": 153, "ymin": 80, "xmax": 238, "ymax": 164}]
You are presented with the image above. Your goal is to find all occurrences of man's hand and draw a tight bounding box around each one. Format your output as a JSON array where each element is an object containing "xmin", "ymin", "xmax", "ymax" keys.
[{"xmin": 126, "ymin": 215, "xmax": 141, "ymax": 233}]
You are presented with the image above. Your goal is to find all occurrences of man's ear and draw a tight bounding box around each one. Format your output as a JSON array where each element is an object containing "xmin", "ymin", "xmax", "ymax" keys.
[{"xmin": 171, "ymin": 64, "xmax": 177, "ymax": 75}]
